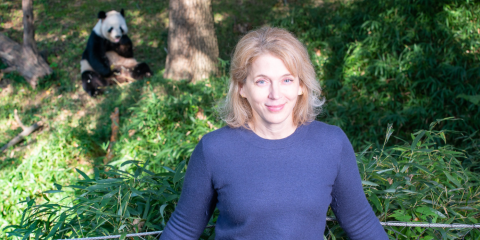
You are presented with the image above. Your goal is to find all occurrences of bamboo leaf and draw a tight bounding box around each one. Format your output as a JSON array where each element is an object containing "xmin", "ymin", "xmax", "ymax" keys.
[
  {"xmin": 411, "ymin": 130, "xmax": 425, "ymax": 151},
  {"xmin": 362, "ymin": 181, "xmax": 379, "ymax": 186},
  {"xmin": 45, "ymin": 212, "xmax": 67, "ymax": 239},
  {"xmin": 75, "ymin": 168, "xmax": 90, "ymax": 180},
  {"xmin": 173, "ymin": 161, "xmax": 186, "ymax": 184}
]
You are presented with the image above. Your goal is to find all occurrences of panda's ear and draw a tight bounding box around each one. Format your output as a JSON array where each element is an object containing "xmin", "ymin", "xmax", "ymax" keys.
[
  {"xmin": 98, "ymin": 11, "xmax": 106, "ymax": 20},
  {"xmin": 120, "ymin": 9, "xmax": 125, "ymax": 17}
]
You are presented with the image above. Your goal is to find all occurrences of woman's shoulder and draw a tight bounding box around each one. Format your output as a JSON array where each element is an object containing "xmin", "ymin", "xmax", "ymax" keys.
[
  {"xmin": 201, "ymin": 125, "xmax": 239, "ymax": 140},
  {"xmin": 197, "ymin": 126, "xmax": 245, "ymax": 152},
  {"xmin": 305, "ymin": 121, "xmax": 348, "ymax": 139}
]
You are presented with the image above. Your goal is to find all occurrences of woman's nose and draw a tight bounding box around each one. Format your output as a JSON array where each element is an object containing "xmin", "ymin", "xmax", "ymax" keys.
[{"xmin": 268, "ymin": 83, "xmax": 280, "ymax": 100}]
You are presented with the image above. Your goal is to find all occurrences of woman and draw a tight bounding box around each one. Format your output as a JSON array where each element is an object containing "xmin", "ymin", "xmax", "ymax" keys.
[{"xmin": 160, "ymin": 27, "xmax": 388, "ymax": 239}]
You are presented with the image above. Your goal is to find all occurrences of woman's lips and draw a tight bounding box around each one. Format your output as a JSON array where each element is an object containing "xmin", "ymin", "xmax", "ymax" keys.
[{"xmin": 266, "ymin": 104, "xmax": 285, "ymax": 112}]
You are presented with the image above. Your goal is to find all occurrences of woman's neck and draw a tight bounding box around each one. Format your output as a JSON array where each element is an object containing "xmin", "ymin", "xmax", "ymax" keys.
[{"xmin": 248, "ymin": 120, "xmax": 297, "ymax": 140}]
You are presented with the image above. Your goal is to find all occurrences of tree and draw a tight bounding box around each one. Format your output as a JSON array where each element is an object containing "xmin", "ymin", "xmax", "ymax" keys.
[
  {"xmin": 164, "ymin": 0, "xmax": 219, "ymax": 83},
  {"xmin": 0, "ymin": 0, "xmax": 52, "ymax": 88}
]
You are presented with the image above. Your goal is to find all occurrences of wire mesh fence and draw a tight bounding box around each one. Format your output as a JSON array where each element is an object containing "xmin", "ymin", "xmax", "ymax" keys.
[
  {"xmin": 60, "ymin": 217, "xmax": 480, "ymax": 240},
  {"xmin": 58, "ymin": 218, "xmax": 480, "ymax": 240},
  {"xmin": 59, "ymin": 222, "xmax": 480, "ymax": 240},
  {"xmin": 323, "ymin": 217, "xmax": 480, "ymax": 240}
]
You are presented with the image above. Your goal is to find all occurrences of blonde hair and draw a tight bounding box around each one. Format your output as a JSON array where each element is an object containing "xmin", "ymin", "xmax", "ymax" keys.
[{"xmin": 219, "ymin": 27, "xmax": 324, "ymax": 128}]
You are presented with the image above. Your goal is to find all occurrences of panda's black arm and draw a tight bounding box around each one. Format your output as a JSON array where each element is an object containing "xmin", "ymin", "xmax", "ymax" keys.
[{"xmin": 88, "ymin": 38, "xmax": 114, "ymax": 77}]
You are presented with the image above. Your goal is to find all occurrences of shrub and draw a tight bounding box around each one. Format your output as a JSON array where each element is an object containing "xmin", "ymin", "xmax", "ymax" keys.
[
  {"xmin": 326, "ymin": 118, "xmax": 480, "ymax": 239},
  {"xmin": 274, "ymin": 0, "xmax": 480, "ymax": 151},
  {"xmin": 4, "ymin": 161, "xmax": 188, "ymax": 239}
]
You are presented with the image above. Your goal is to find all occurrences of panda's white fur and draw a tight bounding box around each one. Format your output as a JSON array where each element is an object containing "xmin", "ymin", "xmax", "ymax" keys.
[
  {"xmin": 93, "ymin": 10, "xmax": 128, "ymax": 43},
  {"xmin": 80, "ymin": 59, "xmax": 94, "ymax": 73},
  {"xmin": 80, "ymin": 52, "xmax": 137, "ymax": 73}
]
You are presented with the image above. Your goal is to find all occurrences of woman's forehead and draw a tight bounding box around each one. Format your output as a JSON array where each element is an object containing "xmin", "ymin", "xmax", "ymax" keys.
[{"xmin": 248, "ymin": 53, "xmax": 297, "ymax": 78}]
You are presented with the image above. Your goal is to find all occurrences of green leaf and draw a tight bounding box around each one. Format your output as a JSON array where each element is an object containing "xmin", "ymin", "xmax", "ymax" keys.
[
  {"xmin": 43, "ymin": 190, "xmax": 63, "ymax": 194},
  {"xmin": 368, "ymin": 193, "xmax": 382, "ymax": 212},
  {"xmin": 45, "ymin": 212, "xmax": 67, "ymax": 239},
  {"xmin": 96, "ymin": 178, "xmax": 124, "ymax": 184},
  {"xmin": 173, "ymin": 161, "xmax": 186, "ymax": 184},
  {"xmin": 143, "ymin": 196, "xmax": 150, "ymax": 220},
  {"xmin": 86, "ymin": 184, "xmax": 119, "ymax": 191},
  {"xmin": 362, "ymin": 181, "xmax": 379, "ymax": 186},
  {"xmin": 411, "ymin": 130, "xmax": 425, "ymax": 151},
  {"xmin": 119, "ymin": 232, "xmax": 127, "ymax": 240},
  {"xmin": 53, "ymin": 183, "xmax": 62, "ymax": 191},
  {"xmin": 75, "ymin": 168, "xmax": 90, "ymax": 180},
  {"xmin": 94, "ymin": 167, "xmax": 100, "ymax": 180},
  {"xmin": 159, "ymin": 204, "xmax": 168, "ymax": 225},
  {"xmin": 444, "ymin": 171, "xmax": 462, "ymax": 188},
  {"xmin": 457, "ymin": 94, "xmax": 480, "ymax": 105},
  {"xmin": 390, "ymin": 210, "xmax": 411, "ymax": 221}
]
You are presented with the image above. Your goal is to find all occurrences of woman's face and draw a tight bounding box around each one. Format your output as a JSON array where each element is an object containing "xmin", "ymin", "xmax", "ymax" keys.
[{"xmin": 240, "ymin": 53, "xmax": 302, "ymax": 130}]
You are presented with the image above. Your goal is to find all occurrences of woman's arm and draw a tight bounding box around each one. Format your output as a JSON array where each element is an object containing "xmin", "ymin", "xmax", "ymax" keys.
[
  {"xmin": 330, "ymin": 128, "xmax": 388, "ymax": 240},
  {"xmin": 160, "ymin": 140, "xmax": 217, "ymax": 240}
]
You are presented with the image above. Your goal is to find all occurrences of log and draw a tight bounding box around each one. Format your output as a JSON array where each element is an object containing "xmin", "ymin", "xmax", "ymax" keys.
[
  {"xmin": 0, "ymin": 0, "xmax": 52, "ymax": 88},
  {"xmin": 105, "ymin": 107, "xmax": 120, "ymax": 164},
  {"xmin": 1, "ymin": 121, "xmax": 43, "ymax": 153}
]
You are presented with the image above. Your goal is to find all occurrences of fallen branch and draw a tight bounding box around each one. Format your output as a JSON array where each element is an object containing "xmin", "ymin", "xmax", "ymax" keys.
[
  {"xmin": 14, "ymin": 109, "xmax": 27, "ymax": 129},
  {"xmin": 1, "ymin": 121, "xmax": 43, "ymax": 153},
  {"xmin": 1, "ymin": 66, "xmax": 17, "ymax": 74},
  {"xmin": 105, "ymin": 107, "xmax": 119, "ymax": 164}
]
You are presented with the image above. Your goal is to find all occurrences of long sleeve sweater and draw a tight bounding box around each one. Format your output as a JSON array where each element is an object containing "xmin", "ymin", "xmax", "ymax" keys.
[{"xmin": 160, "ymin": 121, "xmax": 388, "ymax": 239}]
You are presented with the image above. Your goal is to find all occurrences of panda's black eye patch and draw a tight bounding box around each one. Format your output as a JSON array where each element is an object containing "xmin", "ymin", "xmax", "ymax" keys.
[
  {"xmin": 120, "ymin": 27, "xmax": 124, "ymax": 34},
  {"xmin": 108, "ymin": 27, "xmax": 113, "ymax": 33}
]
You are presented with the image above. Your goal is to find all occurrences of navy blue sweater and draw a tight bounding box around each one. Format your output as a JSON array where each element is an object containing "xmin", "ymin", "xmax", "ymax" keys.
[{"xmin": 160, "ymin": 121, "xmax": 388, "ymax": 239}]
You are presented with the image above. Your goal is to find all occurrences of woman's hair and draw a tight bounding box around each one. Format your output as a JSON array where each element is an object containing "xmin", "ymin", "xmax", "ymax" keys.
[{"xmin": 218, "ymin": 26, "xmax": 324, "ymax": 128}]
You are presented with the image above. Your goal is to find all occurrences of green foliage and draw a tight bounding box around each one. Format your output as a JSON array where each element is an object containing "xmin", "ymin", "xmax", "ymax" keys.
[
  {"xmin": 4, "ymin": 161, "xmax": 185, "ymax": 239},
  {"xmin": 324, "ymin": 119, "xmax": 480, "ymax": 239},
  {"xmin": 7, "ymin": 120, "xmax": 480, "ymax": 239},
  {"xmin": 274, "ymin": 0, "xmax": 480, "ymax": 151}
]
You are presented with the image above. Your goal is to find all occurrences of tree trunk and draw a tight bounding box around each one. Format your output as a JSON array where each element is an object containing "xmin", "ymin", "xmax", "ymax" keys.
[
  {"xmin": 164, "ymin": 0, "xmax": 219, "ymax": 83},
  {"xmin": 0, "ymin": 0, "xmax": 52, "ymax": 88}
]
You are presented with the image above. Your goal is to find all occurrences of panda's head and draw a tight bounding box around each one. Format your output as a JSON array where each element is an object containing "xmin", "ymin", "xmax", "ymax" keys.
[{"xmin": 95, "ymin": 9, "xmax": 128, "ymax": 43}]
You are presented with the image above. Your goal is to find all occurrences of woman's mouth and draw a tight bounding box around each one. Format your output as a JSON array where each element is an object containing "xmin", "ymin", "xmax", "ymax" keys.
[{"xmin": 266, "ymin": 104, "xmax": 285, "ymax": 112}]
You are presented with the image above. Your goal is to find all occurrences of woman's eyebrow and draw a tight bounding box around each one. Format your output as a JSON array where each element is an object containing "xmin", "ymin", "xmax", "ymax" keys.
[{"xmin": 254, "ymin": 73, "xmax": 294, "ymax": 78}]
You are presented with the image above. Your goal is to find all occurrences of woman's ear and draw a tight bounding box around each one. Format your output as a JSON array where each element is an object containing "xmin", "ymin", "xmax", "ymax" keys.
[
  {"xmin": 239, "ymin": 84, "xmax": 245, "ymax": 98},
  {"xmin": 298, "ymin": 82, "xmax": 304, "ymax": 95}
]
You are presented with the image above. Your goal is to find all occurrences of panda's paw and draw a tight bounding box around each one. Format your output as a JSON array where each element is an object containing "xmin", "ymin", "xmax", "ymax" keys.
[
  {"xmin": 81, "ymin": 71, "xmax": 108, "ymax": 97},
  {"xmin": 132, "ymin": 62, "xmax": 153, "ymax": 79}
]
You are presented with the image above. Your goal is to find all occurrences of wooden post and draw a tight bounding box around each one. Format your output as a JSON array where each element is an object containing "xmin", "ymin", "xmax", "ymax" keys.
[{"xmin": 105, "ymin": 108, "xmax": 120, "ymax": 164}]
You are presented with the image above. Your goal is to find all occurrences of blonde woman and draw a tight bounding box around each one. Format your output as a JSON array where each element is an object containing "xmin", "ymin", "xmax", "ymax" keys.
[{"xmin": 160, "ymin": 27, "xmax": 388, "ymax": 239}]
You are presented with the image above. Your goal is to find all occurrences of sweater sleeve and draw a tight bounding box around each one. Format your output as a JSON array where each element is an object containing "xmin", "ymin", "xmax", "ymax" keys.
[
  {"xmin": 160, "ymin": 140, "xmax": 217, "ymax": 240},
  {"xmin": 330, "ymin": 129, "xmax": 388, "ymax": 239}
]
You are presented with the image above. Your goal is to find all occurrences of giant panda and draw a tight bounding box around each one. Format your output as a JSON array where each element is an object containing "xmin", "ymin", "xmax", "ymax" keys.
[{"xmin": 80, "ymin": 9, "xmax": 152, "ymax": 96}]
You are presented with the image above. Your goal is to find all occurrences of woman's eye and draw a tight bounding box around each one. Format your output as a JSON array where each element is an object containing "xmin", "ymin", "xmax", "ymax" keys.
[
  {"xmin": 256, "ymin": 80, "xmax": 267, "ymax": 85},
  {"xmin": 284, "ymin": 78, "xmax": 293, "ymax": 83}
]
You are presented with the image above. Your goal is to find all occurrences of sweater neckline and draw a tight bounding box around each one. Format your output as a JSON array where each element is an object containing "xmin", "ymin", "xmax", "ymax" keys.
[{"xmin": 236, "ymin": 122, "xmax": 310, "ymax": 149}]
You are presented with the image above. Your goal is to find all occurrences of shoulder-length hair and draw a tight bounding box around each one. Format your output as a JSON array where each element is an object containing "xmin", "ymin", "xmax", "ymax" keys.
[{"xmin": 218, "ymin": 27, "xmax": 324, "ymax": 128}]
